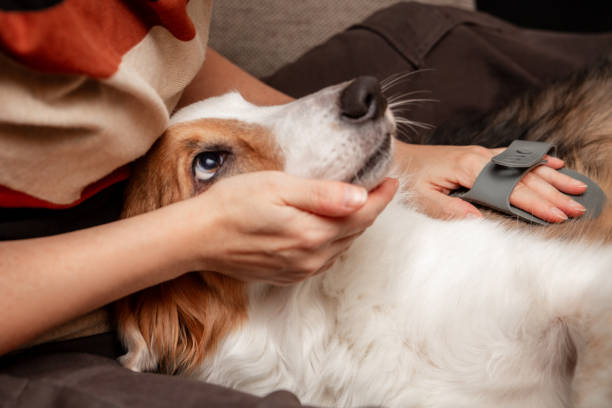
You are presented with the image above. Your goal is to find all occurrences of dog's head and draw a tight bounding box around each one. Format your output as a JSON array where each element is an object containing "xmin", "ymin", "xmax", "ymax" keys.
[
  {"xmin": 118, "ymin": 77, "xmax": 395, "ymax": 375},
  {"xmin": 123, "ymin": 76, "xmax": 395, "ymax": 216}
]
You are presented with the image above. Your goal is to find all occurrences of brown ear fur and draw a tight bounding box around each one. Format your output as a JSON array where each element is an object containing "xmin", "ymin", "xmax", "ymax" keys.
[
  {"xmin": 117, "ymin": 273, "xmax": 247, "ymax": 375},
  {"xmin": 116, "ymin": 128, "xmax": 247, "ymax": 374},
  {"xmin": 121, "ymin": 130, "xmax": 193, "ymax": 218}
]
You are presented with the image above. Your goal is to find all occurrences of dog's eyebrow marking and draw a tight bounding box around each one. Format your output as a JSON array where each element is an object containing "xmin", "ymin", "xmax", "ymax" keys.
[
  {"xmin": 183, "ymin": 139, "xmax": 201, "ymax": 151},
  {"xmin": 174, "ymin": 118, "xmax": 285, "ymax": 174},
  {"xmin": 182, "ymin": 139, "xmax": 232, "ymax": 156}
]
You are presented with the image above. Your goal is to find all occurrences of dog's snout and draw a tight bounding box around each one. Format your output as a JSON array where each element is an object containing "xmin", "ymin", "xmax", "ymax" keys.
[{"xmin": 340, "ymin": 76, "xmax": 387, "ymax": 122}]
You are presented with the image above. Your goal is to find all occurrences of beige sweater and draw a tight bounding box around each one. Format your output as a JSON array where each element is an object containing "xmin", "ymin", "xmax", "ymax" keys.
[
  {"xmin": 0, "ymin": 0, "xmax": 212, "ymax": 344},
  {"xmin": 0, "ymin": 0, "xmax": 212, "ymax": 206}
]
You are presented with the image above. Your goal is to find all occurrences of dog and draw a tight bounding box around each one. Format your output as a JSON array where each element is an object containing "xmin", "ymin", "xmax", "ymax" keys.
[{"xmin": 116, "ymin": 56, "xmax": 612, "ymax": 407}]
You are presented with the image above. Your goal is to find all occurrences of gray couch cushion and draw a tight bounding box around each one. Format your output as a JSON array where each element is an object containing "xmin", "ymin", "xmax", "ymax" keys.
[{"xmin": 209, "ymin": 0, "xmax": 474, "ymax": 78}]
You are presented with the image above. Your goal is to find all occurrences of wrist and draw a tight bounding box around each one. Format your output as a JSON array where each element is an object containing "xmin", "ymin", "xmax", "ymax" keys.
[
  {"xmin": 163, "ymin": 193, "xmax": 223, "ymax": 274},
  {"xmin": 106, "ymin": 199, "xmax": 210, "ymax": 286}
]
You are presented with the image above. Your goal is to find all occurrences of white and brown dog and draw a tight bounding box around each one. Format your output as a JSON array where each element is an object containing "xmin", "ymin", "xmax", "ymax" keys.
[{"xmin": 117, "ymin": 60, "xmax": 612, "ymax": 407}]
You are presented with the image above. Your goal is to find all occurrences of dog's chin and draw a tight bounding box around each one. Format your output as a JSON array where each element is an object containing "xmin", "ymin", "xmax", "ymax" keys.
[{"xmin": 349, "ymin": 134, "xmax": 394, "ymax": 191}]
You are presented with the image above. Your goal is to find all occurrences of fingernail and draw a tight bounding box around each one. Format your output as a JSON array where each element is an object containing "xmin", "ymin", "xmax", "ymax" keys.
[
  {"xmin": 569, "ymin": 200, "xmax": 586, "ymax": 213},
  {"xmin": 572, "ymin": 180, "xmax": 588, "ymax": 189},
  {"xmin": 344, "ymin": 186, "xmax": 367, "ymax": 208},
  {"xmin": 551, "ymin": 207, "xmax": 568, "ymax": 221}
]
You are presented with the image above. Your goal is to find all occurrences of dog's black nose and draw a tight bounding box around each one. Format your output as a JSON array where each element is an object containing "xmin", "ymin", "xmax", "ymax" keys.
[{"xmin": 340, "ymin": 76, "xmax": 387, "ymax": 122}]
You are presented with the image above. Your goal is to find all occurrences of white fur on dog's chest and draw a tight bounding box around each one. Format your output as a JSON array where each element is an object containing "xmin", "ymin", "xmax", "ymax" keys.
[{"xmin": 198, "ymin": 198, "xmax": 612, "ymax": 407}]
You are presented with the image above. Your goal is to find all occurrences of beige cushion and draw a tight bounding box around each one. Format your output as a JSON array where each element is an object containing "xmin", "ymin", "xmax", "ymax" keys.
[{"xmin": 209, "ymin": 0, "xmax": 474, "ymax": 78}]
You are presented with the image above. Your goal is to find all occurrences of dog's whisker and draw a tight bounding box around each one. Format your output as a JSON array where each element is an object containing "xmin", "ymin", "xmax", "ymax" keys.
[
  {"xmin": 388, "ymin": 95, "xmax": 437, "ymax": 139},
  {"xmin": 395, "ymin": 124, "xmax": 416, "ymax": 141},
  {"xmin": 387, "ymin": 90, "xmax": 433, "ymax": 104},
  {"xmin": 380, "ymin": 72, "xmax": 413, "ymax": 91},
  {"xmin": 389, "ymin": 98, "xmax": 439, "ymax": 108},
  {"xmin": 393, "ymin": 113, "xmax": 434, "ymax": 140},
  {"xmin": 398, "ymin": 122, "xmax": 421, "ymax": 135},
  {"xmin": 394, "ymin": 118, "xmax": 433, "ymax": 129},
  {"xmin": 380, "ymin": 69, "xmax": 434, "ymax": 92},
  {"xmin": 389, "ymin": 102, "xmax": 435, "ymax": 132},
  {"xmin": 395, "ymin": 122, "xmax": 426, "ymax": 140}
]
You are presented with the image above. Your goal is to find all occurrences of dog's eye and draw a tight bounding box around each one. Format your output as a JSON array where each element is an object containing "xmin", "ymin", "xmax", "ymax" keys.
[{"xmin": 193, "ymin": 151, "xmax": 227, "ymax": 181}]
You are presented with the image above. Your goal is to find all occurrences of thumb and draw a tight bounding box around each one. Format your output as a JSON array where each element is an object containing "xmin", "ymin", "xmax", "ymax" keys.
[
  {"xmin": 281, "ymin": 177, "xmax": 368, "ymax": 217},
  {"xmin": 419, "ymin": 191, "xmax": 483, "ymax": 220}
]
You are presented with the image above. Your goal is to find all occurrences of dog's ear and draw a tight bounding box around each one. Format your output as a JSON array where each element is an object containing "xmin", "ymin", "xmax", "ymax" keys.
[
  {"xmin": 116, "ymin": 273, "xmax": 247, "ymax": 375},
  {"xmin": 122, "ymin": 130, "xmax": 194, "ymax": 218}
]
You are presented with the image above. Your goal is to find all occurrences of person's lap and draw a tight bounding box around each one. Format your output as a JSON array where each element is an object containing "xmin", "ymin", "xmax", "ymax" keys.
[{"xmin": 264, "ymin": 2, "xmax": 612, "ymax": 146}]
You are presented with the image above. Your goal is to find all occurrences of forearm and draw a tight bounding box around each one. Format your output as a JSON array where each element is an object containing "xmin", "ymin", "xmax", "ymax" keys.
[
  {"xmin": 0, "ymin": 200, "xmax": 200, "ymax": 355},
  {"xmin": 176, "ymin": 47, "xmax": 293, "ymax": 109}
]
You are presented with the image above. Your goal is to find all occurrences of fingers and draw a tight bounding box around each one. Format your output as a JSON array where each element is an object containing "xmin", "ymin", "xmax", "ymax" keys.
[
  {"xmin": 320, "ymin": 178, "xmax": 398, "ymax": 252},
  {"xmin": 454, "ymin": 147, "xmax": 586, "ymax": 222},
  {"xmin": 280, "ymin": 176, "xmax": 368, "ymax": 217},
  {"xmin": 269, "ymin": 177, "xmax": 398, "ymax": 285},
  {"xmin": 334, "ymin": 178, "xmax": 399, "ymax": 237},
  {"xmin": 395, "ymin": 143, "xmax": 588, "ymax": 224},
  {"xmin": 531, "ymin": 165, "xmax": 587, "ymax": 195},
  {"xmin": 201, "ymin": 172, "xmax": 396, "ymax": 286},
  {"xmin": 362, "ymin": 177, "xmax": 400, "ymax": 216},
  {"xmin": 280, "ymin": 176, "xmax": 398, "ymax": 239},
  {"xmin": 510, "ymin": 167, "xmax": 587, "ymax": 222},
  {"xmin": 509, "ymin": 184, "xmax": 570, "ymax": 223},
  {"xmin": 542, "ymin": 155, "xmax": 565, "ymax": 170}
]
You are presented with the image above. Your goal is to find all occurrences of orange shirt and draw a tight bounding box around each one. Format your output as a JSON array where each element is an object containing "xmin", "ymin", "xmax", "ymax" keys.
[{"xmin": 0, "ymin": 0, "xmax": 212, "ymax": 208}]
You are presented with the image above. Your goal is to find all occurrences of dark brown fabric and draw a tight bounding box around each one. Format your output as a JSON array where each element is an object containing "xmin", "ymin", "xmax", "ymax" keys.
[
  {"xmin": 265, "ymin": 2, "xmax": 612, "ymax": 145},
  {"xmin": 0, "ymin": 181, "xmax": 126, "ymax": 241},
  {"xmin": 2, "ymin": 2, "xmax": 611, "ymax": 407},
  {"xmin": 0, "ymin": 332, "xmax": 314, "ymax": 406},
  {"xmin": 0, "ymin": 351, "xmax": 306, "ymax": 408}
]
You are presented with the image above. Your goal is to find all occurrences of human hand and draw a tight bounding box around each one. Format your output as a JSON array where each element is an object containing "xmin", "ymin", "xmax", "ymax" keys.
[
  {"xmin": 394, "ymin": 142, "xmax": 588, "ymax": 223},
  {"xmin": 185, "ymin": 171, "xmax": 398, "ymax": 285}
]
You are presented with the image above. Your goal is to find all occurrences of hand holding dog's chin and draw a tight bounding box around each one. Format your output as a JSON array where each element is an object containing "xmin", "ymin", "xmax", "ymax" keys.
[
  {"xmin": 394, "ymin": 142, "xmax": 587, "ymax": 223},
  {"xmin": 181, "ymin": 171, "xmax": 397, "ymax": 285}
]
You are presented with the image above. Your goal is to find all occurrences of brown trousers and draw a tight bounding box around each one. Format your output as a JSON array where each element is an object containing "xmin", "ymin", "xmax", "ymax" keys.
[
  {"xmin": 2, "ymin": 3, "xmax": 611, "ymax": 407},
  {"xmin": 266, "ymin": 2, "xmax": 611, "ymax": 146}
]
